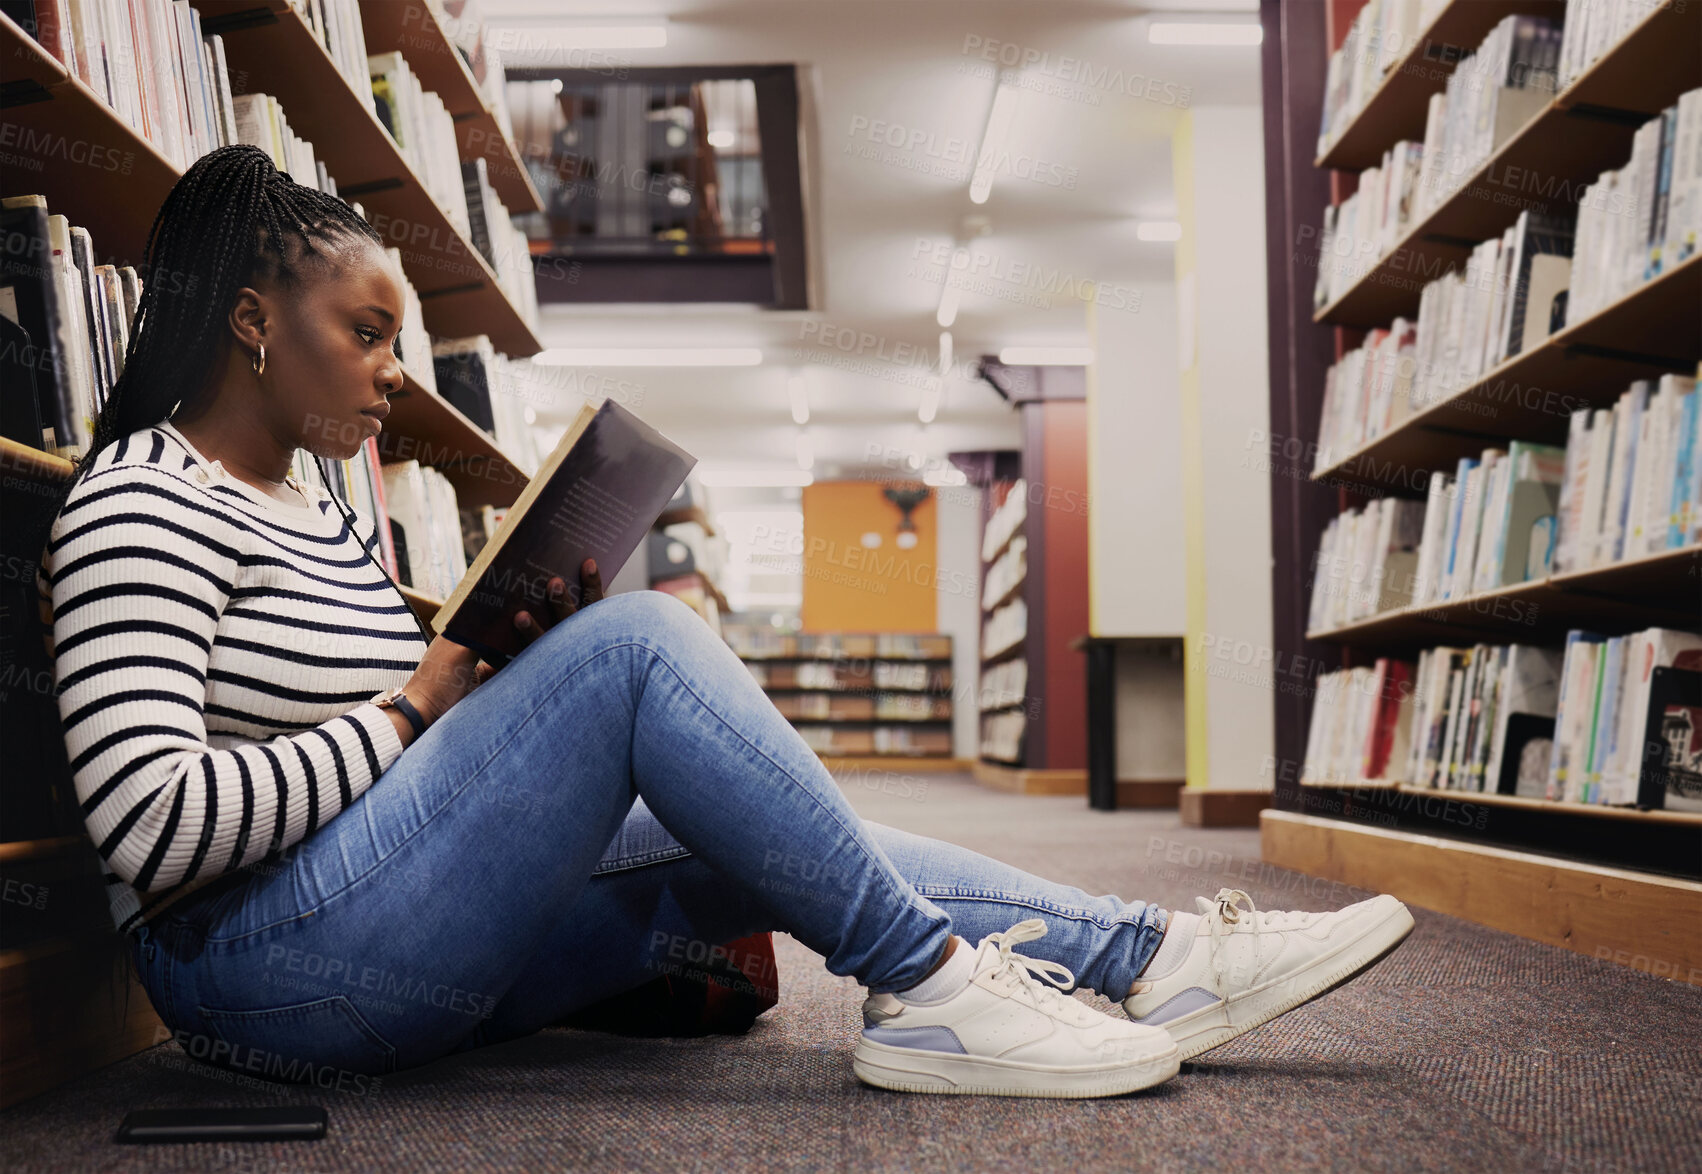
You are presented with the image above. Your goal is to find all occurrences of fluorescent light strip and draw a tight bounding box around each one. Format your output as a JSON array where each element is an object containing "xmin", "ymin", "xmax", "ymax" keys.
[
  {"xmin": 999, "ymin": 346, "xmax": 1095, "ymax": 366},
  {"xmin": 787, "ymin": 373, "xmax": 810, "ymax": 424},
  {"xmin": 795, "ymin": 431, "xmax": 814, "ymax": 471},
  {"xmin": 697, "ymin": 467, "xmax": 815, "ymax": 488},
  {"xmin": 919, "ymin": 384, "xmax": 940, "ymax": 424},
  {"xmin": 969, "ymin": 84, "xmax": 1018, "ymax": 205},
  {"xmin": 533, "ymin": 348, "xmax": 763, "ymax": 367},
  {"xmin": 938, "ymin": 331, "xmax": 953, "ymax": 376},
  {"xmin": 1148, "ymin": 22, "xmax": 1262, "ymax": 46}
]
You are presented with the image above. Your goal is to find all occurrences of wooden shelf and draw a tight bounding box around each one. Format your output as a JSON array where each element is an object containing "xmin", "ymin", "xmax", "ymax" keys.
[
  {"xmin": 1262, "ymin": 810, "xmax": 1702, "ymax": 983},
  {"xmin": 740, "ymin": 655, "xmax": 953, "ymax": 664},
  {"xmin": 1306, "ymin": 544, "xmax": 1702, "ymax": 648},
  {"xmin": 978, "ymin": 698, "xmax": 1027, "ymax": 715},
  {"xmin": 981, "ymin": 638, "xmax": 1025, "ymax": 666},
  {"xmin": 1300, "ymin": 780, "xmax": 1702, "ymax": 826},
  {"xmin": 1316, "ymin": 1, "xmax": 1567, "ymax": 172},
  {"xmin": 384, "ymin": 363, "xmax": 530, "ymax": 508},
  {"xmin": 0, "ymin": 437, "xmax": 74, "ymax": 482},
  {"xmin": 657, "ymin": 504, "xmax": 718, "ymax": 536},
  {"xmin": 1314, "ymin": 255, "xmax": 1702, "ymax": 492},
  {"xmin": 358, "ymin": 0, "xmax": 544, "ymax": 215},
  {"xmin": 0, "ymin": 836, "xmax": 87, "ymax": 862},
  {"xmin": 982, "ymin": 518, "xmax": 1024, "ymax": 567},
  {"xmin": 398, "ymin": 585, "xmax": 442, "ymax": 625},
  {"xmin": 196, "ymin": 0, "xmax": 542, "ymax": 356},
  {"xmin": 1313, "ymin": 1, "xmax": 1702, "ymax": 328}
]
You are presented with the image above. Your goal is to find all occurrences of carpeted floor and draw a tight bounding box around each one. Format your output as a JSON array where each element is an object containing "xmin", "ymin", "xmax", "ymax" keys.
[{"xmin": 4, "ymin": 772, "xmax": 1698, "ymax": 1173}]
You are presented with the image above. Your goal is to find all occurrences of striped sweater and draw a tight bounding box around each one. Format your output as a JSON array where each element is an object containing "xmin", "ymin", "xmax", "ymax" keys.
[{"xmin": 43, "ymin": 420, "xmax": 428, "ymax": 934}]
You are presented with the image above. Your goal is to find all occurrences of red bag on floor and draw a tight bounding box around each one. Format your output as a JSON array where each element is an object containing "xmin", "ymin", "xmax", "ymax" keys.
[{"xmin": 555, "ymin": 933, "xmax": 780, "ymax": 1037}]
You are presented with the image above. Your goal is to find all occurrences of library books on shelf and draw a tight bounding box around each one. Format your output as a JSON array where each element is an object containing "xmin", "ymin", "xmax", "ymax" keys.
[
  {"xmin": 1297, "ymin": 0, "xmax": 1702, "ymax": 839},
  {"xmin": 977, "ymin": 478, "xmax": 1031, "ymax": 766},
  {"xmin": 726, "ymin": 629, "xmax": 957, "ymax": 760}
]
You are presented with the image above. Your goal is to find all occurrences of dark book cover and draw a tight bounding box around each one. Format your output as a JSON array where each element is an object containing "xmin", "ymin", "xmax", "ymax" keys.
[
  {"xmin": 0, "ymin": 201, "xmax": 77, "ymax": 456},
  {"xmin": 431, "ymin": 399, "xmax": 696, "ymax": 666},
  {"xmin": 432, "ymin": 345, "xmax": 497, "ymax": 434},
  {"xmin": 460, "ymin": 159, "xmax": 495, "ymax": 269}
]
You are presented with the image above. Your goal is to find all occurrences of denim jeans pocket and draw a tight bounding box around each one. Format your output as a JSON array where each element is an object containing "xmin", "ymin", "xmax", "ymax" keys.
[{"xmin": 197, "ymin": 995, "xmax": 397, "ymax": 1087}]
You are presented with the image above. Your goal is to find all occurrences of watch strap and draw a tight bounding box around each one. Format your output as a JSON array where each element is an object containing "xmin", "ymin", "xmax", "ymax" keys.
[{"xmin": 389, "ymin": 691, "xmax": 427, "ymax": 740}]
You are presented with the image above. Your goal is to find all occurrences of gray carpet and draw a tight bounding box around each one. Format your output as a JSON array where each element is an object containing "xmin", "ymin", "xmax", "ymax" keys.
[{"xmin": 4, "ymin": 773, "xmax": 1698, "ymax": 1173}]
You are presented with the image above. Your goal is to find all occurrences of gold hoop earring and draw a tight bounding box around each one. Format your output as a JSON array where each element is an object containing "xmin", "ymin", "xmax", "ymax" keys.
[{"xmin": 252, "ymin": 342, "xmax": 266, "ymax": 377}]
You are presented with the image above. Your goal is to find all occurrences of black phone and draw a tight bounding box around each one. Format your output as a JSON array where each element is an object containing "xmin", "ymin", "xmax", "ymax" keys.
[{"xmin": 116, "ymin": 1106, "xmax": 327, "ymax": 1143}]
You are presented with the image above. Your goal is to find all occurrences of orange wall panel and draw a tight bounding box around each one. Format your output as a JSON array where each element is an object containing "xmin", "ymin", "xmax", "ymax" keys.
[{"xmin": 800, "ymin": 481, "xmax": 938, "ymax": 633}]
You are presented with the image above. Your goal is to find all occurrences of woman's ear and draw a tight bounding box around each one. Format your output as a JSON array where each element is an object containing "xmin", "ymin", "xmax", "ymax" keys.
[{"xmin": 228, "ymin": 286, "xmax": 268, "ymax": 350}]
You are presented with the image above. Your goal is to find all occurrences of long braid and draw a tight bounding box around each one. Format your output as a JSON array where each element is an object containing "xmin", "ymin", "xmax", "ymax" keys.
[{"xmin": 37, "ymin": 144, "xmax": 436, "ymax": 646}]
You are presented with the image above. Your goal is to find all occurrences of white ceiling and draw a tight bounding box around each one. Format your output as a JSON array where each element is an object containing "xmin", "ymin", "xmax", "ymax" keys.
[{"xmin": 483, "ymin": 0, "xmax": 1262, "ymax": 478}]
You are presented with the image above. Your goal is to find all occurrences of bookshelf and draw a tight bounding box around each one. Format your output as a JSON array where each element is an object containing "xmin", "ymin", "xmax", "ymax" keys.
[
  {"xmin": 0, "ymin": 4, "xmax": 550, "ymax": 1104},
  {"xmin": 196, "ymin": 0, "xmax": 542, "ymax": 356},
  {"xmin": 728, "ymin": 632, "xmax": 957, "ymax": 760},
  {"xmin": 1260, "ymin": 0, "xmax": 1702, "ymax": 983},
  {"xmin": 1314, "ymin": 2, "xmax": 1702, "ymax": 328},
  {"xmin": 1314, "ymin": 255, "xmax": 1702, "ymax": 491}
]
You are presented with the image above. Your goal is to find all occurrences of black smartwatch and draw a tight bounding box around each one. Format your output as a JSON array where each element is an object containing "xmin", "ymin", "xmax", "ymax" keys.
[{"xmin": 370, "ymin": 685, "xmax": 427, "ymax": 740}]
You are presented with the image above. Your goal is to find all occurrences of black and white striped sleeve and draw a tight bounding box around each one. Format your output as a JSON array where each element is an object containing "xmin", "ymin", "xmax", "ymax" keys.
[{"xmin": 46, "ymin": 464, "xmax": 407, "ymax": 894}]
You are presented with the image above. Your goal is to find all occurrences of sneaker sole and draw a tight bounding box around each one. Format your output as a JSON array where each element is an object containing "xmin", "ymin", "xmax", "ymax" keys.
[
  {"xmin": 1160, "ymin": 898, "xmax": 1415, "ymax": 1061},
  {"xmin": 852, "ymin": 1038, "xmax": 1181, "ymax": 1098}
]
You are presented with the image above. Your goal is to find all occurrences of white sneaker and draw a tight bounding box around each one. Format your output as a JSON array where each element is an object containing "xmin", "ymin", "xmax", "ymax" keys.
[
  {"xmin": 852, "ymin": 919, "xmax": 1181, "ymax": 1098},
  {"xmin": 1123, "ymin": 889, "xmax": 1414, "ymax": 1061}
]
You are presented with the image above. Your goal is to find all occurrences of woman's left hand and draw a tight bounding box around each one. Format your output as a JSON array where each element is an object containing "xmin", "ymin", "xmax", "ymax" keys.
[{"xmin": 512, "ymin": 558, "xmax": 604, "ymax": 649}]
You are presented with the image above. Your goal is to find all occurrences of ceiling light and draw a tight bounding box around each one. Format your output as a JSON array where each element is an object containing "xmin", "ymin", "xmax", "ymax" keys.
[
  {"xmin": 919, "ymin": 384, "xmax": 940, "ymax": 424},
  {"xmin": 795, "ymin": 431, "xmax": 814, "ymax": 471},
  {"xmin": 1137, "ymin": 220, "xmax": 1183, "ymax": 242},
  {"xmin": 1148, "ymin": 22, "xmax": 1263, "ymax": 46},
  {"xmin": 533, "ymin": 348, "xmax": 762, "ymax": 367},
  {"xmin": 969, "ymin": 84, "xmax": 1018, "ymax": 205},
  {"xmin": 938, "ymin": 331, "xmax": 953, "ymax": 376},
  {"xmin": 707, "ymin": 129, "xmax": 735, "ymax": 149},
  {"xmin": 936, "ymin": 282, "xmax": 961, "ymax": 328},
  {"xmin": 697, "ymin": 466, "xmax": 815, "ymax": 488},
  {"xmin": 787, "ymin": 372, "xmax": 809, "ymax": 424},
  {"xmin": 999, "ymin": 346, "xmax": 1095, "ymax": 365},
  {"xmin": 527, "ymin": 25, "xmax": 668, "ymax": 49}
]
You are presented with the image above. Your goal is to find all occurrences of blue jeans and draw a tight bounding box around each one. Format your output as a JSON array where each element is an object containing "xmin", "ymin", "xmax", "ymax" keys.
[{"xmin": 130, "ymin": 591, "xmax": 1169, "ymax": 1084}]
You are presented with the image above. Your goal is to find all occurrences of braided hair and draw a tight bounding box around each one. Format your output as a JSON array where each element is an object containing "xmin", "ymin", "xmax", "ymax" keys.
[{"xmin": 40, "ymin": 144, "xmax": 436, "ymax": 645}]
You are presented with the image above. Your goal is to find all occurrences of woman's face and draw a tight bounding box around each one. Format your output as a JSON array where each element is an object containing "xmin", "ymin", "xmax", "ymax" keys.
[{"xmin": 263, "ymin": 239, "xmax": 407, "ymax": 462}]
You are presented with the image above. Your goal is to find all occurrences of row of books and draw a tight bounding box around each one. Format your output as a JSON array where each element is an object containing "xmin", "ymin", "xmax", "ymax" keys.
[
  {"xmin": 983, "ymin": 597, "xmax": 1026, "ymax": 661},
  {"xmin": 0, "ymin": 195, "xmax": 135, "ymax": 456},
  {"xmin": 426, "ymin": 0, "xmax": 518, "ymax": 149},
  {"xmin": 1556, "ymin": 0, "xmax": 1668, "ymax": 91},
  {"xmin": 1549, "ymin": 628, "xmax": 1700, "ymax": 806},
  {"xmin": 982, "ymin": 532, "xmax": 1025, "ymax": 609},
  {"xmin": 979, "ymin": 657, "xmax": 1027, "ymax": 713},
  {"xmin": 1314, "ymin": 91, "xmax": 1700, "ymax": 460},
  {"xmin": 1316, "ymin": 0, "xmax": 1445, "ymax": 157},
  {"xmin": 1413, "ymin": 15, "xmax": 1560, "ymax": 211},
  {"xmin": 1314, "ymin": 15, "xmax": 1560, "ymax": 308},
  {"xmin": 980, "ymin": 710, "xmax": 1026, "ymax": 764},
  {"xmin": 463, "ymin": 158, "xmax": 538, "ymax": 323},
  {"xmin": 1565, "ymin": 89, "xmax": 1702, "ymax": 329},
  {"xmin": 430, "ymin": 335, "xmax": 544, "ymax": 475},
  {"xmin": 16, "ymin": 0, "xmax": 241, "ymax": 174},
  {"xmin": 287, "ymin": 0, "xmax": 374, "ymax": 107},
  {"xmin": 1555, "ymin": 375, "xmax": 1702, "ymax": 572},
  {"xmin": 981, "ymin": 478, "xmax": 1027, "ymax": 562},
  {"xmin": 742, "ymin": 661, "xmax": 953, "ymax": 693},
  {"xmin": 1300, "ymin": 626, "xmax": 1700, "ymax": 811},
  {"xmin": 370, "ymin": 50, "xmax": 471, "ymax": 245},
  {"xmin": 1310, "ymin": 376, "xmax": 1699, "ymax": 629},
  {"xmin": 725, "ymin": 630, "xmax": 952, "ymax": 661},
  {"xmin": 772, "ymin": 694, "xmax": 951, "ymax": 723},
  {"xmin": 797, "ymin": 725, "xmax": 953, "ymax": 757}
]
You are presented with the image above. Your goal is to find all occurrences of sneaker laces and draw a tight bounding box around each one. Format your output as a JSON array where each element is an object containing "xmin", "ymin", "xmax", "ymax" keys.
[
  {"xmin": 981, "ymin": 919, "xmax": 1092, "ymax": 1024},
  {"xmin": 1197, "ymin": 888, "xmax": 1277, "ymax": 994}
]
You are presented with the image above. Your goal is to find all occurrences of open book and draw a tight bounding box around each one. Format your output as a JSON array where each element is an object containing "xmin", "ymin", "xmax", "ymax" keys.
[{"xmin": 430, "ymin": 399, "xmax": 696, "ymax": 666}]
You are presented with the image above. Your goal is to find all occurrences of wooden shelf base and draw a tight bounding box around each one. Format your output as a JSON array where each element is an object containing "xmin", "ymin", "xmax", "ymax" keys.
[
  {"xmin": 971, "ymin": 761, "xmax": 1085, "ymax": 795},
  {"xmin": 1261, "ymin": 809, "xmax": 1702, "ymax": 985}
]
